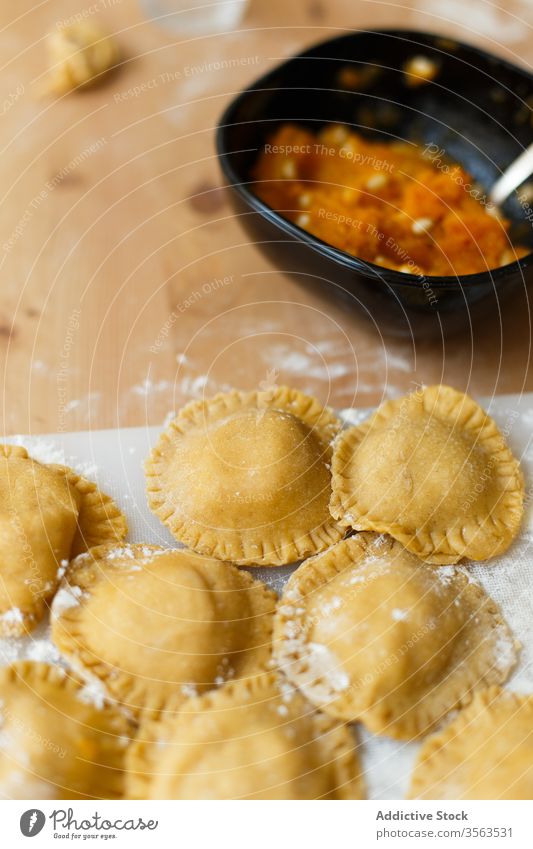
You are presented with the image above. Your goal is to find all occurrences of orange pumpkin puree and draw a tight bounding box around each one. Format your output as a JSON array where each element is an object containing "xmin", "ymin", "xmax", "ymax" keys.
[{"xmin": 252, "ymin": 123, "xmax": 528, "ymax": 277}]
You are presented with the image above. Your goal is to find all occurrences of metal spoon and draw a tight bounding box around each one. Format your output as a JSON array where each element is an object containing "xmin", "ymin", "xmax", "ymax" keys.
[{"xmin": 490, "ymin": 142, "xmax": 533, "ymax": 206}]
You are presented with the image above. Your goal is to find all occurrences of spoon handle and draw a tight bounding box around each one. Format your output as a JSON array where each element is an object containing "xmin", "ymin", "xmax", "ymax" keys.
[{"xmin": 490, "ymin": 142, "xmax": 533, "ymax": 206}]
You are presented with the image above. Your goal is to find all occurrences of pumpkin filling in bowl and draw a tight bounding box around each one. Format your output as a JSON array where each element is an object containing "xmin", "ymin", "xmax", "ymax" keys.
[{"xmin": 252, "ymin": 123, "xmax": 528, "ymax": 277}]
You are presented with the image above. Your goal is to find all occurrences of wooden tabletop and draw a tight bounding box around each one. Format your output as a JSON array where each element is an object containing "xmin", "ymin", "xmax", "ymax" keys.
[{"xmin": 1, "ymin": 0, "xmax": 533, "ymax": 436}]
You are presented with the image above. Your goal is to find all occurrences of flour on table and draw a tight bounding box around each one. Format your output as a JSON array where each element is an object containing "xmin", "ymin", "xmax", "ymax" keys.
[
  {"xmin": 9, "ymin": 436, "xmax": 99, "ymax": 481},
  {"xmin": 11, "ymin": 437, "xmax": 66, "ymax": 465},
  {"xmin": 260, "ymin": 340, "xmax": 412, "ymax": 403},
  {"xmin": 52, "ymin": 585, "xmax": 83, "ymax": 618},
  {"xmin": 62, "ymin": 392, "xmax": 101, "ymax": 415},
  {"xmin": 0, "ymin": 620, "xmax": 61, "ymax": 667}
]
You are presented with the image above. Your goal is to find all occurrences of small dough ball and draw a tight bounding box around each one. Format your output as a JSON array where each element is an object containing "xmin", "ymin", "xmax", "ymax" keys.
[{"xmin": 46, "ymin": 22, "xmax": 119, "ymax": 94}]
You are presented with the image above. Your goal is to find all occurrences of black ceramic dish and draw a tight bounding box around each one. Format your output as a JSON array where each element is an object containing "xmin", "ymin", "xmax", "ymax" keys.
[{"xmin": 216, "ymin": 29, "xmax": 533, "ymax": 337}]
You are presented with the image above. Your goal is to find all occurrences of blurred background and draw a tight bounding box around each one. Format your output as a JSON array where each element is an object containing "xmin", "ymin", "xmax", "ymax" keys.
[{"xmin": 1, "ymin": 0, "xmax": 533, "ymax": 435}]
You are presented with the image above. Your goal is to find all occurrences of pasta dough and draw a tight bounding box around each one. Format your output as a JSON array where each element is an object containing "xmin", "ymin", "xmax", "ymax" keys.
[
  {"xmin": 330, "ymin": 385, "xmax": 524, "ymax": 564},
  {"xmin": 52, "ymin": 544, "xmax": 276, "ymax": 715},
  {"xmin": 409, "ymin": 687, "xmax": 533, "ymax": 799},
  {"xmin": 126, "ymin": 672, "xmax": 364, "ymax": 800},
  {"xmin": 274, "ymin": 533, "xmax": 517, "ymax": 739},
  {"xmin": 0, "ymin": 445, "xmax": 126, "ymax": 637},
  {"xmin": 0, "ymin": 661, "xmax": 131, "ymax": 799},
  {"xmin": 145, "ymin": 387, "xmax": 344, "ymax": 565}
]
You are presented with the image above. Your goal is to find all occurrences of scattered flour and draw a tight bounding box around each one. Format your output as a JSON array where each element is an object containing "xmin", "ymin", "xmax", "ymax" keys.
[
  {"xmin": 77, "ymin": 677, "xmax": 109, "ymax": 710},
  {"xmin": 0, "ymin": 620, "xmax": 61, "ymax": 667},
  {"xmin": 321, "ymin": 596, "xmax": 343, "ymax": 616},
  {"xmin": 104, "ymin": 546, "xmax": 136, "ymax": 559},
  {"xmin": 255, "ymin": 337, "xmax": 413, "ymax": 404},
  {"xmin": 421, "ymin": 0, "xmax": 524, "ymax": 43},
  {"xmin": 25, "ymin": 639, "xmax": 61, "ymax": 665},
  {"xmin": 278, "ymin": 634, "xmax": 350, "ymax": 706},
  {"xmin": 51, "ymin": 585, "xmax": 83, "ymax": 617},
  {"xmin": 31, "ymin": 359, "xmax": 48, "ymax": 373},
  {"xmin": 105, "ymin": 546, "xmax": 167, "ymax": 563},
  {"xmin": 11, "ymin": 437, "xmax": 66, "ymax": 465},
  {"xmin": 62, "ymin": 393, "xmax": 101, "ymax": 416},
  {"xmin": 132, "ymin": 378, "xmax": 173, "ymax": 397},
  {"xmin": 339, "ymin": 408, "xmax": 371, "ymax": 426},
  {"xmin": 0, "ymin": 609, "xmax": 24, "ymax": 626},
  {"xmin": 7, "ymin": 437, "xmax": 101, "ymax": 482},
  {"xmin": 296, "ymin": 642, "xmax": 350, "ymax": 699},
  {"xmin": 491, "ymin": 628, "xmax": 518, "ymax": 675},
  {"xmin": 178, "ymin": 374, "xmax": 212, "ymax": 397}
]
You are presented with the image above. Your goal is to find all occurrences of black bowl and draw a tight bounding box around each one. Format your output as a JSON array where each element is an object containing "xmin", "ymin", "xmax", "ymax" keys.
[{"xmin": 216, "ymin": 29, "xmax": 533, "ymax": 337}]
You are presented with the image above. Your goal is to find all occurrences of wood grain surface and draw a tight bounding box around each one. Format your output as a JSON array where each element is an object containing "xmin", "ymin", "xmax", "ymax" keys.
[{"xmin": 1, "ymin": 0, "xmax": 532, "ymax": 435}]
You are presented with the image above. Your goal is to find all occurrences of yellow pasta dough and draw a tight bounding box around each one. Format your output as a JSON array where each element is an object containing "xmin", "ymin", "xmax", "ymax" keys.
[
  {"xmin": 126, "ymin": 672, "xmax": 364, "ymax": 800},
  {"xmin": 409, "ymin": 687, "xmax": 533, "ymax": 799},
  {"xmin": 145, "ymin": 387, "xmax": 344, "ymax": 566},
  {"xmin": 0, "ymin": 661, "xmax": 131, "ymax": 799},
  {"xmin": 51, "ymin": 544, "xmax": 276, "ymax": 715},
  {"xmin": 274, "ymin": 533, "xmax": 517, "ymax": 739},
  {"xmin": 0, "ymin": 445, "xmax": 127, "ymax": 637},
  {"xmin": 330, "ymin": 385, "xmax": 524, "ymax": 564}
]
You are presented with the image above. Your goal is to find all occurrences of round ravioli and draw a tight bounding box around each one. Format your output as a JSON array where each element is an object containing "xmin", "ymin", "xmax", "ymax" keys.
[
  {"xmin": 126, "ymin": 672, "xmax": 364, "ymax": 800},
  {"xmin": 145, "ymin": 386, "xmax": 344, "ymax": 566},
  {"xmin": 409, "ymin": 687, "xmax": 533, "ymax": 799},
  {"xmin": 330, "ymin": 385, "xmax": 524, "ymax": 564},
  {"xmin": 273, "ymin": 533, "xmax": 518, "ymax": 739},
  {"xmin": 51, "ymin": 544, "xmax": 276, "ymax": 715},
  {"xmin": 0, "ymin": 445, "xmax": 127, "ymax": 637},
  {"xmin": 0, "ymin": 661, "xmax": 131, "ymax": 799},
  {"xmin": 0, "ymin": 445, "xmax": 79, "ymax": 636}
]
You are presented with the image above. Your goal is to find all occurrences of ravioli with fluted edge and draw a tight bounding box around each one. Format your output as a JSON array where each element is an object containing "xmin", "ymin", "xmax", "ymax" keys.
[
  {"xmin": 0, "ymin": 445, "xmax": 127, "ymax": 637},
  {"xmin": 145, "ymin": 387, "xmax": 344, "ymax": 566},
  {"xmin": 409, "ymin": 687, "xmax": 533, "ymax": 799},
  {"xmin": 51, "ymin": 544, "xmax": 276, "ymax": 715},
  {"xmin": 126, "ymin": 672, "xmax": 364, "ymax": 800},
  {"xmin": 330, "ymin": 385, "xmax": 524, "ymax": 564},
  {"xmin": 273, "ymin": 533, "xmax": 517, "ymax": 739},
  {"xmin": 0, "ymin": 661, "xmax": 132, "ymax": 799}
]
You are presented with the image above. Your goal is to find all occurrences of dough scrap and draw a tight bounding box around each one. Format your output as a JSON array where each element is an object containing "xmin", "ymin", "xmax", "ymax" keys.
[{"xmin": 46, "ymin": 22, "xmax": 119, "ymax": 94}]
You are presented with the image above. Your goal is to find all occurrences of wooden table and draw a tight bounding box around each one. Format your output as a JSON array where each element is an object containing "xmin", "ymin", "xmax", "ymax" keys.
[{"xmin": 1, "ymin": 0, "xmax": 532, "ymax": 435}]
